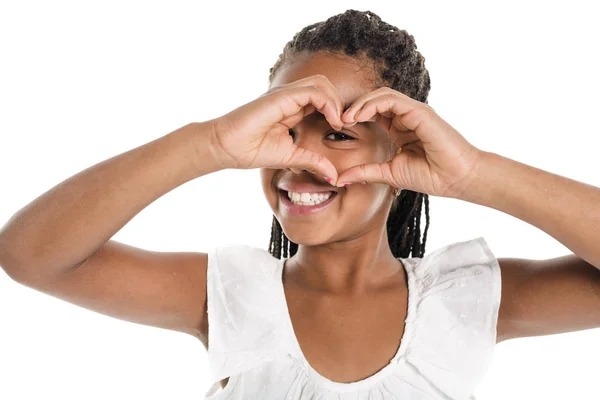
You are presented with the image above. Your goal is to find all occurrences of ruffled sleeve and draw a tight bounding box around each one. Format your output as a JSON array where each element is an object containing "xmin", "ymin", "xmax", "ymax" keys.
[
  {"xmin": 400, "ymin": 236, "xmax": 501, "ymax": 400},
  {"xmin": 206, "ymin": 244, "xmax": 290, "ymax": 384}
]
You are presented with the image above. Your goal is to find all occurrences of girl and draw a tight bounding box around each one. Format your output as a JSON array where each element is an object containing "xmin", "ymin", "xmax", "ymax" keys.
[{"xmin": 2, "ymin": 9, "xmax": 600, "ymax": 399}]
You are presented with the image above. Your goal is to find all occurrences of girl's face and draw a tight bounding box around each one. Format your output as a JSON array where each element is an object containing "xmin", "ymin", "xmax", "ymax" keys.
[{"xmin": 260, "ymin": 51, "xmax": 397, "ymax": 246}]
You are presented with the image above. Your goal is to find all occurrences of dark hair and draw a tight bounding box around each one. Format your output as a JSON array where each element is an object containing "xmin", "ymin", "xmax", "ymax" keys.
[{"xmin": 267, "ymin": 9, "xmax": 430, "ymax": 260}]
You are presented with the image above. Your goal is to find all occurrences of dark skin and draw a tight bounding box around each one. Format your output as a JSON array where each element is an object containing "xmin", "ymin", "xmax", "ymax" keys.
[
  {"xmin": 254, "ymin": 50, "xmax": 600, "ymax": 390},
  {"xmin": 7, "ymin": 48, "xmax": 599, "ymax": 393},
  {"xmin": 259, "ymin": 51, "xmax": 418, "ymax": 383}
]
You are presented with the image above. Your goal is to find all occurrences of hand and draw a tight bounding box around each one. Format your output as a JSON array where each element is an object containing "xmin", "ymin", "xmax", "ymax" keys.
[
  {"xmin": 208, "ymin": 75, "xmax": 345, "ymax": 182},
  {"xmin": 336, "ymin": 87, "xmax": 484, "ymax": 198}
]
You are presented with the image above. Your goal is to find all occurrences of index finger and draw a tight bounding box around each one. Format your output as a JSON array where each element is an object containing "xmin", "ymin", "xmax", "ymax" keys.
[{"xmin": 275, "ymin": 74, "xmax": 346, "ymax": 123}]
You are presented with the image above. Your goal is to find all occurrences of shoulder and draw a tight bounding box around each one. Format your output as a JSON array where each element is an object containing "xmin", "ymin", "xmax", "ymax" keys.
[
  {"xmin": 198, "ymin": 244, "xmax": 280, "ymax": 344},
  {"xmin": 404, "ymin": 236, "xmax": 500, "ymax": 281},
  {"xmin": 417, "ymin": 236, "xmax": 508, "ymax": 343},
  {"xmin": 399, "ymin": 236, "xmax": 502, "ymax": 396},
  {"xmin": 206, "ymin": 243, "xmax": 283, "ymax": 315},
  {"xmin": 404, "ymin": 236, "xmax": 502, "ymax": 338},
  {"xmin": 204, "ymin": 244, "xmax": 289, "ymax": 384},
  {"xmin": 208, "ymin": 243, "xmax": 281, "ymax": 277}
]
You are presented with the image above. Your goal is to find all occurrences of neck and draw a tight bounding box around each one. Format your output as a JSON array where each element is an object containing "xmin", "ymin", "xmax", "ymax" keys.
[{"xmin": 284, "ymin": 225, "xmax": 403, "ymax": 295}]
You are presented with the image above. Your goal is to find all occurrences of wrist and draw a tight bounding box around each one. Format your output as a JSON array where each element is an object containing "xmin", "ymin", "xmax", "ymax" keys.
[
  {"xmin": 445, "ymin": 149, "xmax": 490, "ymax": 201},
  {"xmin": 184, "ymin": 120, "xmax": 230, "ymax": 176}
]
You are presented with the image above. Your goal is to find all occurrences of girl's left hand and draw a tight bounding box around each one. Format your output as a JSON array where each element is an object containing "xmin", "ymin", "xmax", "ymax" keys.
[{"xmin": 336, "ymin": 87, "xmax": 483, "ymax": 199}]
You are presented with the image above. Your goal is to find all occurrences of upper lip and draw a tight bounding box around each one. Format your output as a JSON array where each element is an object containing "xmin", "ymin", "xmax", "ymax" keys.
[{"xmin": 277, "ymin": 182, "xmax": 339, "ymax": 194}]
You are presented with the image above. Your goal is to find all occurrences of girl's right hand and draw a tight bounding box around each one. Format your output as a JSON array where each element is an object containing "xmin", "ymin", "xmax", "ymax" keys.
[{"xmin": 208, "ymin": 75, "xmax": 345, "ymax": 182}]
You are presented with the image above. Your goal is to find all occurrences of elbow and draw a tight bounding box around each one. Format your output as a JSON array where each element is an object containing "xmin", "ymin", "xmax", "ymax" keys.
[
  {"xmin": 0, "ymin": 245, "xmax": 30, "ymax": 284},
  {"xmin": 0, "ymin": 238, "xmax": 41, "ymax": 284},
  {"xmin": 0, "ymin": 253, "xmax": 28, "ymax": 283}
]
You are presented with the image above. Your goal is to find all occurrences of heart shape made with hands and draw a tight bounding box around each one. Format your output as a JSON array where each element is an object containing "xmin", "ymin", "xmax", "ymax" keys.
[{"xmin": 308, "ymin": 86, "xmax": 485, "ymax": 199}]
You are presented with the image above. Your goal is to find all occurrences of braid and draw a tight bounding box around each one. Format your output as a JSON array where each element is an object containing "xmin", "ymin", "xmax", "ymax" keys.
[
  {"xmin": 282, "ymin": 232, "xmax": 289, "ymax": 258},
  {"xmin": 267, "ymin": 9, "xmax": 431, "ymax": 260}
]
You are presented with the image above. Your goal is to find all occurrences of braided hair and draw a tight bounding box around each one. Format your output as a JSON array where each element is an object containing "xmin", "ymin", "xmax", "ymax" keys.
[{"xmin": 267, "ymin": 9, "xmax": 431, "ymax": 260}]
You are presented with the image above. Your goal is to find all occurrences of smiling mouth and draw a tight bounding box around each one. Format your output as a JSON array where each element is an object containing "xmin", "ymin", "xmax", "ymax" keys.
[
  {"xmin": 278, "ymin": 189, "xmax": 339, "ymax": 213},
  {"xmin": 280, "ymin": 190, "xmax": 336, "ymax": 205}
]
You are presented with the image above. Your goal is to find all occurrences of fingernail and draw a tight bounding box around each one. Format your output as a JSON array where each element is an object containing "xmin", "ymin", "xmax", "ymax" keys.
[
  {"xmin": 343, "ymin": 183, "xmax": 349, "ymax": 187},
  {"xmin": 324, "ymin": 177, "xmax": 331, "ymax": 183}
]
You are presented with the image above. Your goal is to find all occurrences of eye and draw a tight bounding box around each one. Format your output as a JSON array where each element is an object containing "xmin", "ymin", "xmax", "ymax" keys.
[
  {"xmin": 288, "ymin": 129, "xmax": 355, "ymax": 142},
  {"xmin": 325, "ymin": 131, "xmax": 355, "ymax": 141}
]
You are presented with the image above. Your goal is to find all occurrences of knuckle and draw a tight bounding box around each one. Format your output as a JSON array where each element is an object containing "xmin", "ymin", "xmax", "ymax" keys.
[
  {"xmin": 265, "ymin": 85, "xmax": 285, "ymax": 96},
  {"xmin": 379, "ymin": 93, "xmax": 395, "ymax": 102},
  {"xmin": 314, "ymin": 75, "xmax": 334, "ymax": 90},
  {"xmin": 417, "ymin": 104, "xmax": 434, "ymax": 115},
  {"xmin": 305, "ymin": 84, "xmax": 321, "ymax": 94}
]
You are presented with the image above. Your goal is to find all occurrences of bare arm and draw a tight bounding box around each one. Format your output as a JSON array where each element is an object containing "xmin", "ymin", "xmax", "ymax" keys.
[
  {"xmin": 0, "ymin": 121, "xmax": 222, "ymax": 339},
  {"xmin": 0, "ymin": 122, "xmax": 218, "ymax": 277},
  {"xmin": 0, "ymin": 74, "xmax": 346, "ymax": 345}
]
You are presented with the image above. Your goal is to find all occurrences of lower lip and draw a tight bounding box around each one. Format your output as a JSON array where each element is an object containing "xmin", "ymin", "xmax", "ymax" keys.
[{"xmin": 279, "ymin": 190, "xmax": 338, "ymax": 215}]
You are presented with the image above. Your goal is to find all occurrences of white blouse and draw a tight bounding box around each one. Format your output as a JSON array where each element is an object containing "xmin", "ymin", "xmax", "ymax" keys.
[{"xmin": 204, "ymin": 236, "xmax": 501, "ymax": 399}]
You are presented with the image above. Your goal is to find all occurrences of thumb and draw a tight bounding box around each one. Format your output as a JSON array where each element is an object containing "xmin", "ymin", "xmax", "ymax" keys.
[
  {"xmin": 284, "ymin": 146, "xmax": 338, "ymax": 183},
  {"xmin": 336, "ymin": 161, "xmax": 394, "ymax": 187}
]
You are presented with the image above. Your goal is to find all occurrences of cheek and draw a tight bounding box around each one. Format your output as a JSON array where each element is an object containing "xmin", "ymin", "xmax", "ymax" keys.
[
  {"xmin": 260, "ymin": 168, "xmax": 278, "ymax": 208},
  {"xmin": 346, "ymin": 184, "xmax": 391, "ymax": 220},
  {"xmin": 332, "ymin": 142, "xmax": 391, "ymax": 172}
]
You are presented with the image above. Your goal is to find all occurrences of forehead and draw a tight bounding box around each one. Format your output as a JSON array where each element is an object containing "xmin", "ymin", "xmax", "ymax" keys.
[{"xmin": 269, "ymin": 51, "xmax": 378, "ymax": 109}]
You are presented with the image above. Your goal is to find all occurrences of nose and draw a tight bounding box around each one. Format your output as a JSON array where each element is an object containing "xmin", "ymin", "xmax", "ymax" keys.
[{"xmin": 286, "ymin": 126, "xmax": 328, "ymax": 175}]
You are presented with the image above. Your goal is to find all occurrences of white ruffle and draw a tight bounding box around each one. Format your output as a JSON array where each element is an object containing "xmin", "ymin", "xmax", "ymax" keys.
[
  {"xmin": 206, "ymin": 244, "xmax": 292, "ymax": 383},
  {"xmin": 204, "ymin": 237, "xmax": 501, "ymax": 400},
  {"xmin": 401, "ymin": 237, "xmax": 501, "ymax": 399}
]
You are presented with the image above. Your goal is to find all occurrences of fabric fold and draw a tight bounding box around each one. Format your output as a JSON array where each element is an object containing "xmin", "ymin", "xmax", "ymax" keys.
[
  {"xmin": 206, "ymin": 244, "xmax": 291, "ymax": 383},
  {"xmin": 403, "ymin": 237, "xmax": 501, "ymax": 399},
  {"xmin": 204, "ymin": 237, "xmax": 501, "ymax": 399}
]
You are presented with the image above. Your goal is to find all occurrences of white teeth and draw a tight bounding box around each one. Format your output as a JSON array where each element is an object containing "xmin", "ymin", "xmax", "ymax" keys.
[{"xmin": 286, "ymin": 191, "xmax": 333, "ymax": 206}]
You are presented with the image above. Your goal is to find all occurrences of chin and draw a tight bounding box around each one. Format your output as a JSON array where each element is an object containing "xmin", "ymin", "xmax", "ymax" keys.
[{"xmin": 279, "ymin": 224, "xmax": 332, "ymax": 247}]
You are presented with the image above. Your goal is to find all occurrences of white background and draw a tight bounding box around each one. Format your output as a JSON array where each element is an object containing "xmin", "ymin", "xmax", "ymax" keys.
[{"xmin": 1, "ymin": 1, "xmax": 599, "ymax": 399}]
